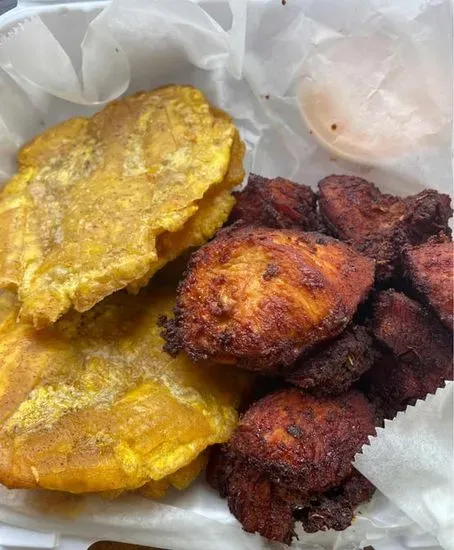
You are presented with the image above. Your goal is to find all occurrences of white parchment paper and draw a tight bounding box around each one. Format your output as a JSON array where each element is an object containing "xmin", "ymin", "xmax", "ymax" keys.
[
  {"xmin": 0, "ymin": 1, "xmax": 452, "ymax": 549},
  {"xmin": 355, "ymin": 382, "xmax": 454, "ymax": 550}
]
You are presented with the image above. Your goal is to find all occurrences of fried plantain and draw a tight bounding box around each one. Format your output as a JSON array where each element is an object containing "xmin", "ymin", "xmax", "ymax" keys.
[
  {"xmin": 228, "ymin": 174, "xmax": 318, "ymax": 230},
  {"xmin": 127, "ymin": 130, "xmax": 245, "ymax": 294},
  {"xmin": 286, "ymin": 325, "xmax": 377, "ymax": 395},
  {"xmin": 366, "ymin": 290, "xmax": 453, "ymax": 417},
  {"xmin": 318, "ymin": 175, "xmax": 452, "ymax": 282},
  {"xmin": 0, "ymin": 287, "xmax": 249, "ymax": 494},
  {"xmin": 139, "ymin": 451, "xmax": 208, "ymax": 499},
  {"xmin": 207, "ymin": 388, "xmax": 376, "ymax": 543},
  {"xmin": 403, "ymin": 236, "xmax": 453, "ymax": 330},
  {"xmin": 0, "ymin": 86, "xmax": 242, "ymax": 328},
  {"xmin": 163, "ymin": 227, "xmax": 374, "ymax": 374}
]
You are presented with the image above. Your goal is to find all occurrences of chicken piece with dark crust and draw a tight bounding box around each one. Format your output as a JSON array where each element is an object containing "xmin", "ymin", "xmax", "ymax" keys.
[
  {"xmin": 229, "ymin": 388, "xmax": 375, "ymax": 495},
  {"xmin": 226, "ymin": 458, "xmax": 301, "ymax": 544},
  {"xmin": 296, "ymin": 471, "xmax": 375, "ymax": 534},
  {"xmin": 362, "ymin": 354, "xmax": 419, "ymax": 420},
  {"xmin": 402, "ymin": 190, "xmax": 452, "ymax": 245},
  {"xmin": 403, "ymin": 236, "xmax": 453, "ymax": 330},
  {"xmin": 207, "ymin": 388, "xmax": 376, "ymax": 543},
  {"xmin": 366, "ymin": 291, "xmax": 453, "ymax": 418},
  {"xmin": 286, "ymin": 325, "xmax": 377, "ymax": 395},
  {"xmin": 163, "ymin": 227, "xmax": 375, "ymax": 374},
  {"xmin": 318, "ymin": 175, "xmax": 452, "ymax": 282},
  {"xmin": 208, "ymin": 451, "xmax": 374, "ymax": 543},
  {"xmin": 228, "ymin": 173, "xmax": 319, "ymax": 231}
]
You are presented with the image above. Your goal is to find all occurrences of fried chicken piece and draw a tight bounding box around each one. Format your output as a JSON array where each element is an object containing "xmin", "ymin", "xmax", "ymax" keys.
[
  {"xmin": 207, "ymin": 389, "xmax": 376, "ymax": 543},
  {"xmin": 362, "ymin": 355, "xmax": 420, "ymax": 420},
  {"xmin": 297, "ymin": 471, "xmax": 375, "ymax": 534},
  {"xmin": 367, "ymin": 291, "xmax": 453, "ymax": 417},
  {"xmin": 372, "ymin": 290, "xmax": 452, "ymax": 374},
  {"xmin": 403, "ymin": 191, "xmax": 452, "ymax": 244},
  {"xmin": 227, "ymin": 459, "xmax": 301, "ymax": 544},
  {"xmin": 403, "ymin": 236, "xmax": 453, "ymax": 330},
  {"xmin": 286, "ymin": 325, "xmax": 376, "ymax": 395},
  {"xmin": 230, "ymin": 389, "xmax": 375, "ymax": 494},
  {"xmin": 208, "ymin": 453, "xmax": 374, "ymax": 543},
  {"xmin": 164, "ymin": 227, "xmax": 374, "ymax": 374},
  {"xmin": 318, "ymin": 175, "xmax": 452, "ymax": 282},
  {"xmin": 228, "ymin": 174, "xmax": 318, "ymax": 231}
]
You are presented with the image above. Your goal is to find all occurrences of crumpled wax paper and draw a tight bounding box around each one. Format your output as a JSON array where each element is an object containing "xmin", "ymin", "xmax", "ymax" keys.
[{"xmin": 0, "ymin": 1, "xmax": 452, "ymax": 549}]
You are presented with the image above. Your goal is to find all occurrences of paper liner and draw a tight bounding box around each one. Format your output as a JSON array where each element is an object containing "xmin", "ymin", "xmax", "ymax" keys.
[
  {"xmin": 0, "ymin": 0, "xmax": 452, "ymax": 548},
  {"xmin": 355, "ymin": 382, "xmax": 454, "ymax": 550}
]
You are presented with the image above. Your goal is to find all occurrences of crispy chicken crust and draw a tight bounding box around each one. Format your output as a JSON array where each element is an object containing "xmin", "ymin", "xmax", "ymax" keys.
[
  {"xmin": 230, "ymin": 389, "xmax": 375, "ymax": 494},
  {"xmin": 208, "ymin": 451, "xmax": 374, "ymax": 544},
  {"xmin": 318, "ymin": 175, "xmax": 452, "ymax": 282},
  {"xmin": 226, "ymin": 458, "xmax": 300, "ymax": 544},
  {"xmin": 228, "ymin": 174, "xmax": 318, "ymax": 231},
  {"xmin": 297, "ymin": 471, "xmax": 375, "ymax": 534},
  {"xmin": 366, "ymin": 290, "xmax": 453, "ymax": 418},
  {"xmin": 403, "ymin": 237, "xmax": 453, "ymax": 330},
  {"xmin": 207, "ymin": 388, "xmax": 376, "ymax": 543},
  {"xmin": 286, "ymin": 325, "xmax": 376, "ymax": 396},
  {"xmin": 163, "ymin": 227, "xmax": 374, "ymax": 374}
]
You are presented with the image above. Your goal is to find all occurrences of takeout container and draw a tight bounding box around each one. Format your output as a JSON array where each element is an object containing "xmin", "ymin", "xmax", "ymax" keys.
[{"xmin": 0, "ymin": 1, "xmax": 452, "ymax": 550}]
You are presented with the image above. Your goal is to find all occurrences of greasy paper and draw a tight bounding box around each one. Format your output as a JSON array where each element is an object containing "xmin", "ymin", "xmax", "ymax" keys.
[{"xmin": 0, "ymin": 0, "xmax": 452, "ymax": 549}]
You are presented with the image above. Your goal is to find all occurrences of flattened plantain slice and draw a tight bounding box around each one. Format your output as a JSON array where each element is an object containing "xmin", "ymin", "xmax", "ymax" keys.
[
  {"xmin": 0, "ymin": 86, "xmax": 239, "ymax": 328},
  {"xmin": 0, "ymin": 288, "xmax": 249, "ymax": 494},
  {"xmin": 164, "ymin": 227, "xmax": 375, "ymax": 373},
  {"xmin": 139, "ymin": 451, "xmax": 208, "ymax": 499},
  {"xmin": 127, "ymin": 129, "xmax": 245, "ymax": 294}
]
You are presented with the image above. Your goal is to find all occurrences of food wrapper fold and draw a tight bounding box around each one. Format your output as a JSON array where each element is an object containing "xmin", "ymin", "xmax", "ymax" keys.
[
  {"xmin": 355, "ymin": 382, "xmax": 454, "ymax": 550},
  {"xmin": 0, "ymin": 0, "xmax": 452, "ymax": 548}
]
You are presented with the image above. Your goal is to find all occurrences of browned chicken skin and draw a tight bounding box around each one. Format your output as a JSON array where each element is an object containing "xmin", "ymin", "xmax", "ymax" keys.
[
  {"xmin": 297, "ymin": 471, "xmax": 375, "ymax": 534},
  {"xmin": 365, "ymin": 290, "xmax": 453, "ymax": 418},
  {"xmin": 163, "ymin": 227, "xmax": 375, "ymax": 374},
  {"xmin": 201, "ymin": 175, "xmax": 452, "ymax": 542},
  {"xmin": 230, "ymin": 389, "xmax": 375, "ymax": 494},
  {"xmin": 228, "ymin": 174, "xmax": 319, "ymax": 231},
  {"xmin": 225, "ymin": 458, "xmax": 300, "ymax": 544},
  {"xmin": 318, "ymin": 175, "xmax": 452, "ymax": 282},
  {"xmin": 286, "ymin": 325, "xmax": 377, "ymax": 395},
  {"xmin": 403, "ymin": 236, "xmax": 453, "ymax": 330},
  {"xmin": 207, "ymin": 388, "xmax": 376, "ymax": 544}
]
